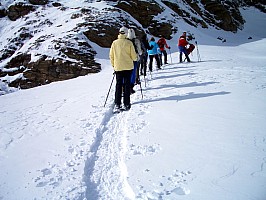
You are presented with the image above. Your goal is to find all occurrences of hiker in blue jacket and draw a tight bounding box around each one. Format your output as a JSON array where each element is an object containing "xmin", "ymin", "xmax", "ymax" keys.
[{"xmin": 148, "ymin": 37, "xmax": 161, "ymax": 72}]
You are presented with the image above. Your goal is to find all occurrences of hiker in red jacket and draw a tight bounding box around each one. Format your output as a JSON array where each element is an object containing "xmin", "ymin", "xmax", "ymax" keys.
[
  {"xmin": 157, "ymin": 35, "xmax": 170, "ymax": 65},
  {"xmin": 178, "ymin": 32, "xmax": 191, "ymax": 63}
]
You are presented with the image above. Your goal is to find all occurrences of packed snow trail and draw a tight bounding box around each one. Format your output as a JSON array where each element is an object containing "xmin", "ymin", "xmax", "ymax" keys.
[
  {"xmin": 84, "ymin": 105, "xmax": 135, "ymax": 200},
  {"xmin": 81, "ymin": 61, "xmax": 216, "ymax": 200}
]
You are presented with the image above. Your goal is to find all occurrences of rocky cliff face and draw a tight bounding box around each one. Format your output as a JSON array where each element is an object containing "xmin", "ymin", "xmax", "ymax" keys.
[{"xmin": 0, "ymin": 0, "xmax": 265, "ymax": 94}]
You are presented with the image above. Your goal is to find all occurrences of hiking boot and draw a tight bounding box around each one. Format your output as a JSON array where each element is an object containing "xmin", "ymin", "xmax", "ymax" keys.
[
  {"xmin": 130, "ymin": 84, "xmax": 135, "ymax": 94},
  {"xmin": 136, "ymin": 78, "xmax": 141, "ymax": 85},
  {"xmin": 122, "ymin": 104, "xmax": 131, "ymax": 111},
  {"xmin": 130, "ymin": 88, "xmax": 135, "ymax": 94},
  {"xmin": 113, "ymin": 104, "xmax": 121, "ymax": 113}
]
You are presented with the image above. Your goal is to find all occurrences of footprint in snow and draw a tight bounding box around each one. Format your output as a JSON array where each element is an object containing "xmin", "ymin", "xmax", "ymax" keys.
[
  {"xmin": 172, "ymin": 186, "xmax": 190, "ymax": 195},
  {"xmin": 34, "ymin": 166, "xmax": 63, "ymax": 188},
  {"xmin": 129, "ymin": 144, "xmax": 161, "ymax": 156},
  {"xmin": 136, "ymin": 170, "xmax": 192, "ymax": 198},
  {"xmin": 40, "ymin": 168, "xmax": 52, "ymax": 176},
  {"xmin": 128, "ymin": 119, "xmax": 147, "ymax": 133},
  {"xmin": 64, "ymin": 136, "xmax": 71, "ymax": 141},
  {"xmin": 36, "ymin": 181, "xmax": 49, "ymax": 187}
]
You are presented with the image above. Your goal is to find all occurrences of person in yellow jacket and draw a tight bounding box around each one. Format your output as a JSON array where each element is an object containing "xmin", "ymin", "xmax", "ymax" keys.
[{"xmin": 109, "ymin": 26, "xmax": 137, "ymax": 112}]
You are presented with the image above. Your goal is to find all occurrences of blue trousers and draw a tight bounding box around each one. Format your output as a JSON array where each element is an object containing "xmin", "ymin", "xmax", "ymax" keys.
[{"xmin": 131, "ymin": 61, "xmax": 139, "ymax": 84}]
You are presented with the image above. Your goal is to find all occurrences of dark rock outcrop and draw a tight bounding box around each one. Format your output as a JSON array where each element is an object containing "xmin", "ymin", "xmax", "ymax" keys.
[
  {"xmin": 115, "ymin": 0, "xmax": 174, "ymax": 39},
  {"xmin": 243, "ymin": 0, "xmax": 266, "ymax": 13},
  {"xmin": 200, "ymin": 0, "xmax": 244, "ymax": 32},
  {"xmin": 162, "ymin": 1, "xmax": 208, "ymax": 29},
  {"xmin": 116, "ymin": 0, "xmax": 163, "ymax": 28},
  {"xmin": 0, "ymin": 6, "xmax": 7, "ymax": 18},
  {"xmin": 0, "ymin": 27, "xmax": 33, "ymax": 62},
  {"xmin": 80, "ymin": 6, "xmax": 145, "ymax": 47},
  {"xmin": 7, "ymin": 2, "xmax": 35, "ymax": 21},
  {"xmin": 3, "ymin": 40, "xmax": 101, "ymax": 89},
  {"xmin": 29, "ymin": 0, "xmax": 49, "ymax": 5}
]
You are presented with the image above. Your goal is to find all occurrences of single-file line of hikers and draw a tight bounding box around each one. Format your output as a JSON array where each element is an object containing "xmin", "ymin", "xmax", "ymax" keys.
[{"xmin": 107, "ymin": 26, "xmax": 198, "ymax": 113}]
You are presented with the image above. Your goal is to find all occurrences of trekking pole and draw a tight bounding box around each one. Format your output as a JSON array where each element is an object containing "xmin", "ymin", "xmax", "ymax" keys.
[
  {"xmin": 149, "ymin": 70, "xmax": 152, "ymax": 79},
  {"xmin": 103, "ymin": 72, "xmax": 115, "ymax": 107},
  {"xmin": 195, "ymin": 41, "xmax": 201, "ymax": 62},
  {"xmin": 169, "ymin": 48, "xmax": 173, "ymax": 64},
  {"xmin": 139, "ymin": 82, "xmax": 144, "ymax": 99},
  {"xmin": 148, "ymin": 62, "xmax": 152, "ymax": 79},
  {"xmin": 144, "ymin": 75, "xmax": 147, "ymax": 87}
]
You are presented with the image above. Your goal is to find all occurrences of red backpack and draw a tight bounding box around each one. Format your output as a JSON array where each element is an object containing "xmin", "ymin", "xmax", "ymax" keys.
[
  {"xmin": 187, "ymin": 44, "xmax": 195, "ymax": 55},
  {"xmin": 157, "ymin": 38, "xmax": 165, "ymax": 49}
]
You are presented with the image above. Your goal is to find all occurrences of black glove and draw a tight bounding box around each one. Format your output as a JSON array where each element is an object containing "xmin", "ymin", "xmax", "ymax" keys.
[{"xmin": 168, "ymin": 46, "xmax": 171, "ymax": 49}]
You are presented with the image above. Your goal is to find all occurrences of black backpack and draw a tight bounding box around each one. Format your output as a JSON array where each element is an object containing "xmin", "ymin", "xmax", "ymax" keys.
[{"xmin": 128, "ymin": 38, "xmax": 139, "ymax": 54}]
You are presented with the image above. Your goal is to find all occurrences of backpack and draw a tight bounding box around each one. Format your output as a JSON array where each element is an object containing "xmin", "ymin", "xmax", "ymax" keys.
[
  {"xmin": 128, "ymin": 38, "xmax": 138, "ymax": 54},
  {"xmin": 132, "ymin": 38, "xmax": 144, "ymax": 55},
  {"xmin": 132, "ymin": 38, "xmax": 139, "ymax": 54},
  {"xmin": 157, "ymin": 38, "xmax": 165, "ymax": 49},
  {"xmin": 187, "ymin": 44, "xmax": 195, "ymax": 55},
  {"xmin": 141, "ymin": 40, "xmax": 147, "ymax": 52}
]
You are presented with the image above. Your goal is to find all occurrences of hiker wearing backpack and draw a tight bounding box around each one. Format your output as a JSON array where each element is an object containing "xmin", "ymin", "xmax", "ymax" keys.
[
  {"xmin": 127, "ymin": 28, "xmax": 142, "ymax": 94},
  {"xmin": 148, "ymin": 37, "xmax": 161, "ymax": 71},
  {"xmin": 140, "ymin": 33, "xmax": 152, "ymax": 77},
  {"xmin": 157, "ymin": 35, "xmax": 170, "ymax": 65},
  {"xmin": 109, "ymin": 27, "xmax": 137, "ymax": 111},
  {"xmin": 178, "ymin": 32, "xmax": 191, "ymax": 63}
]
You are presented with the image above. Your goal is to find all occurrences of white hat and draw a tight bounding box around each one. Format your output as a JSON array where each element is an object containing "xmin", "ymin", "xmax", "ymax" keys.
[
  {"xmin": 127, "ymin": 29, "xmax": 136, "ymax": 39},
  {"xmin": 119, "ymin": 26, "xmax": 128, "ymax": 34}
]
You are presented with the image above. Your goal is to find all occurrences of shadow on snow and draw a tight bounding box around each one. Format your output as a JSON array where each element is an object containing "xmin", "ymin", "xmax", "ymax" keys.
[
  {"xmin": 134, "ymin": 91, "xmax": 230, "ymax": 105},
  {"xmin": 144, "ymin": 81, "xmax": 219, "ymax": 91}
]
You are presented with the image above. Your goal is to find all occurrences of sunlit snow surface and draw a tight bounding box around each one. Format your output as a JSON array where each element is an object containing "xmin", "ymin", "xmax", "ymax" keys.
[{"xmin": 0, "ymin": 1, "xmax": 266, "ymax": 199}]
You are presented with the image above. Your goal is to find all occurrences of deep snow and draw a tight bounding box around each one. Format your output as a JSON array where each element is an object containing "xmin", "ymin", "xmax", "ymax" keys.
[{"xmin": 0, "ymin": 39, "xmax": 266, "ymax": 199}]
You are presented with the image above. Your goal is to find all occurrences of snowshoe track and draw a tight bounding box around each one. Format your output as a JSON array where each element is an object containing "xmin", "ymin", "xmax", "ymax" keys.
[{"xmin": 84, "ymin": 104, "xmax": 134, "ymax": 200}]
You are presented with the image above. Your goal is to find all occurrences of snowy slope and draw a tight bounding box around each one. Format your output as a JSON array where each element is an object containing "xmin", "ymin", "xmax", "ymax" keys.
[
  {"xmin": 1, "ymin": 0, "xmax": 266, "ymax": 95},
  {"xmin": 1, "ymin": 38, "xmax": 266, "ymax": 199},
  {"xmin": 1, "ymin": 1, "xmax": 266, "ymax": 199}
]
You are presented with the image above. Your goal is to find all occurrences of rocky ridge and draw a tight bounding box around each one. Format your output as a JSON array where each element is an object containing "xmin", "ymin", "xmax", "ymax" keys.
[{"xmin": 0, "ymin": 0, "xmax": 265, "ymax": 94}]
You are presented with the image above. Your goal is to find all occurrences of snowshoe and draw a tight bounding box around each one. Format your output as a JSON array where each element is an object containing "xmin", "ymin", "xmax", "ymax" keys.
[
  {"xmin": 121, "ymin": 104, "xmax": 131, "ymax": 111},
  {"xmin": 113, "ymin": 104, "xmax": 122, "ymax": 114}
]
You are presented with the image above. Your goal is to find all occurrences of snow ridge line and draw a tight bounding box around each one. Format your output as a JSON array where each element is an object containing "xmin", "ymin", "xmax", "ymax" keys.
[{"xmin": 83, "ymin": 105, "xmax": 135, "ymax": 200}]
